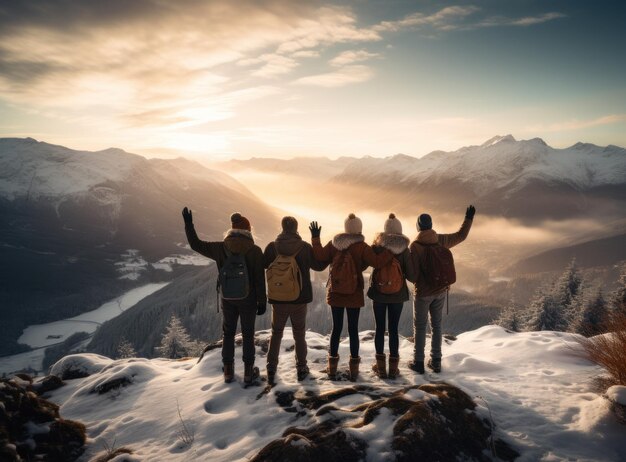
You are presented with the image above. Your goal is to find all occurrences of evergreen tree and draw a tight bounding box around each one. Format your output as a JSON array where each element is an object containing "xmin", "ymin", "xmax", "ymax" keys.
[
  {"xmin": 156, "ymin": 315, "xmax": 193, "ymax": 359},
  {"xmin": 525, "ymin": 292, "xmax": 568, "ymax": 332},
  {"xmin": 553, "ymin": 258, "xmax": 582, "ymax": 312},
  {"xmin": 574, "ymin": 288, "xmax": 608, "ymax": 337},
  {"xmin": 495, "ymin": 299, "xmax": 522, "ymax": 332},
  {"xmin": 609, "ymin": 264, "xmax": 626, "ymax": 316},
  {"xmin": 116, "ymin": 337, "xmax": 137, "ymax": 359}
]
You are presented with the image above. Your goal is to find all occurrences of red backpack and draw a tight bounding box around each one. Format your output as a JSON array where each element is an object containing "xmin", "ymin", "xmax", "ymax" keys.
[
  {"xmin": 416, "ymin": 242, "xmax": 456, "ymax": 291},
  {"xmin": 372, "ymin": 258, "xmax": 404, "ymax": 294},
  {"xmin": 328, "ymin": 250, "xmax": 358, "ymax": 294}
]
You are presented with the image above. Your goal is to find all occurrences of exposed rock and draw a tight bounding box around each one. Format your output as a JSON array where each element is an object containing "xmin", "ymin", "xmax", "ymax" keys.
[
  {"xmin": 30, "ymin": 375, "xmax": 66, "ymax": 395},
  {"xmin": 0, "ymin": 378, "xmax": 86, "ymax": 461},
  {"xmin": 253, "ymin": 382, "xmax": 519, "ymax": 462}
]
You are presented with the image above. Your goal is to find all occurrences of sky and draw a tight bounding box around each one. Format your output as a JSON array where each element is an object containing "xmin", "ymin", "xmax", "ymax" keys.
[{"xmin": 0, "ymin": 0, "xmax": 625, "ymax": 160}]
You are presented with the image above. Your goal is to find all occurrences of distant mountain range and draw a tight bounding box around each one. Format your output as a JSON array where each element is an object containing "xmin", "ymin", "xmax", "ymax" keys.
[
  {"xmin": 218, "ymin": 135, "xmax": 626, "ymax": 221},
  {"xmin": 0, "ymin": 138, "xmax": 280, "ymax": 355}
]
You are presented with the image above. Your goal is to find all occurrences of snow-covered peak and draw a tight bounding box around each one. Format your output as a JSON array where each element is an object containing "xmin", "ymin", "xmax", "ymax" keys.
[
  {"xmin": 0, "ymin": 138, "xmax": 147, "ymax": 200},
  {"xmin": 481, "ymin": 134, "xmax": 517, "ymax": 147}
]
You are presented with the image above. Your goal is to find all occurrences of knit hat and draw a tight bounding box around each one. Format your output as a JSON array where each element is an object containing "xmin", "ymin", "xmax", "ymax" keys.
[
  {"xmin": 417, "ymin": 213, "xmax": 432, "ymax": 231},
  {"xmin": 281, "ymin": 216, "xmax": 298, "ymax": 233},
  {"xmin": 384, "ymin": 213, "xmax": 402, "ymax": 235},
  {"xmin": 231, "ymin": 212, "xmax": 251, "ymax": 231},
  {"xmin": 344, "ymin": 213, "xmax": 362, "ymax": 234}
]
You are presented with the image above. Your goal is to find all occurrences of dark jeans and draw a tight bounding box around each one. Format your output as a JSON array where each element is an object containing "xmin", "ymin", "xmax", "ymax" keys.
[
  {"xmin": 221, "ymin": 299, "xmax": 256, "ymax": 365},
  {"xmin": 330, "ymin": 306, "xmax": 360, "ymax": 357},
  {"xmin": 373, "ymin": 302, "xmax": 403, "ymax": 356}
]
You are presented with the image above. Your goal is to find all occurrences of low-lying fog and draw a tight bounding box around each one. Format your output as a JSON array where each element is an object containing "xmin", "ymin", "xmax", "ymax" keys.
[{"xmin": 222, "ymin": 169, "xmax": 618, "ymax": 275}]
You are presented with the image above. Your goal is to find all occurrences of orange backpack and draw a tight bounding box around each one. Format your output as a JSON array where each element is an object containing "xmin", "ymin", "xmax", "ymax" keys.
[
  {"xmin": 372, "ymin": 257, "xmax": 404, "ymax": 294},
  {"xmin": 328, "ymin": 250, "xmax": 358, "ymax": 294}
]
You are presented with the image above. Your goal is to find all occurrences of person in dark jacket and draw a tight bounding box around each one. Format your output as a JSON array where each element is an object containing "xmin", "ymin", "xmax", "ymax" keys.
[
  {"xmin": 408, "ymin": 205, "xmax": 475, "ymax": 374},
  {"xmin": 182, "ymin": 207, "xmax": 266, "ymax": 384},
  {"xmin": 367, "ymin": 213, "xmax": 416, "ymax": 379},
  {"xmin": 263, "ymin": 216, "xmax": 328, "ymax": 384},
  {"xmin": 310, "ymin": 213, "xmax": 393, "ymax": 381}
]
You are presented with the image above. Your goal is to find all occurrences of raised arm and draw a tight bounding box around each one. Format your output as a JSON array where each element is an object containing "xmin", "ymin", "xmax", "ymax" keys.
[
  {"xmin": 362, "ymin": 243, "xmax": 393, "ymax": 269},
  {"xmin": 309, "ymin": 221, "xmax": 333, "ymax": 263},
  {"xmin": 182, "ymin": 207, "xmax": 223, "ymax": 260},
  {"xmin": 439, "ymin": 205, "xmax": 475, "ymax": 249}
]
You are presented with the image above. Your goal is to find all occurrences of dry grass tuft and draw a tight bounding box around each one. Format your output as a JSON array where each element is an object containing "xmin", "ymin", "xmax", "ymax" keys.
[{"xmin": 579, "ymin": 311, "xmax": 626, "ymax": 386}]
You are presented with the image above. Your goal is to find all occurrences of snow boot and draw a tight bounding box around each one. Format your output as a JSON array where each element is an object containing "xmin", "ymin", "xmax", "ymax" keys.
[
  {"xmin": 349, "ymin": 356, "xmax": 361, "ymax": 382},
  {"xmin": 372, "ymin": 353, "xmax": 387, "ymax": 379},
  {"xmin": 427, "ymin": 358, "xmax": 441, "ymax": 373},
  {"xmin": 244, "ymin": 363, "xmax": 260, "ymax": 384},
  {"xmin": 408, "ymin": 360, "xmax": 425, "ymax": 374},
  {"xmin": 297, "ymin": 365, "xmax": 310, "ymax": 381},
  {"xmin": 388, "ymin": 355, "xmax": 400, "ymax": 379},
  {"xmin": 327, "ymin": 355, "xmax": 339, "ymax": 380},
  {"xmin": 222, "ymin": 363, "xmax": 234, "ymax": 383}
]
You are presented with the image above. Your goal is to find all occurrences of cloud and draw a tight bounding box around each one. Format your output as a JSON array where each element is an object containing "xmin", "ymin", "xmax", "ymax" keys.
[
  {"xmin": 476, "ymin": 12, "xmax": 567, "ymax": 28},
  {"xmin": 373, "ymin": 6, "xmax": 479, "ymax": 32},
  {"xmin": 249, "ymin": 54, "xmax": 300, "ymax": 78},
  {"xmin": 291, "ymin": 50, "xmax": 320, "ymax": 58},
  {"xmin": 293, "ymin": 65, "xmax": 373, "ymax": 88},
  {"xmin": 525, "ymin": 114, "xmax": 626, "ymax": 133},
  {"xmin": 329, "ymin": 50, "xmax": 380, "ymax": 67}
]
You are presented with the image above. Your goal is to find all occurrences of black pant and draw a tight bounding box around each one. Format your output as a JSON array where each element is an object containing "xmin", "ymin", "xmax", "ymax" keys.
[
  {"xmin": 221, "ymin": 299, "xmax": 256, "ymax": 364},
  {"xmin": 373, "ymin": 302, "xmax": 403, "ymax": 356},
  {"xmin": 330, "ymin": 306, "xmax": 360, "ymax": 357}
]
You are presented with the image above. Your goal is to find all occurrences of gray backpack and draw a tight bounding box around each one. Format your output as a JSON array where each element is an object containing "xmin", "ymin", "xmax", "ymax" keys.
[{"xmin": 218, "ymin": 248, "xmax": 250, "ymax": 300}]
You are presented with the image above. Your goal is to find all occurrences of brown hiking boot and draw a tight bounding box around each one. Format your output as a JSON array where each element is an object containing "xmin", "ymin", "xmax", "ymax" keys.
[
  {"xmin": 326, "ymin": 355, "xmax": 339, "ymax": 380},
  {"xmin": 372, "ymin": 353, "xmax": 387, "ymax": 379},
  {"xmin": 244, "ymin": 363, "xmax": 260, "ymax": 384},
  {"xmin": 349, "ymin": 356, "xmax": 361, "ymax": 382},
  {"xmin": 388, "ymin": 355, "xmax": 399, "ymax": 379},
  {"xmin": 222, "ymin": 363, "xmax": 234, "ymax": 383}
]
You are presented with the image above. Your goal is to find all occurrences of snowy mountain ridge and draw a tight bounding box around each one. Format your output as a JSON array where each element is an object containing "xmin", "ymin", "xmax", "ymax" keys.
[{"xmin": 336, "ymin": 135, "xmax": 626, "ymax": 195}]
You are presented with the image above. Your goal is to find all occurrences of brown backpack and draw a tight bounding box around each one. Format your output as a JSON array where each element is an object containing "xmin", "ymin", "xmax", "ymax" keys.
[
  {"xmin": 372, "ymin": 257, "xmax": 404, "ymax": 294},
  {"xmin": 415, "ymin": 242, "xmax": 456, "ymax": 291},
  {"xmin": 266, "ymin": 245, "xmax": 303, "ymax": 302},
  {"xmin": 328, "ymin": 249, "xmax": 358, "ymax": 294}
]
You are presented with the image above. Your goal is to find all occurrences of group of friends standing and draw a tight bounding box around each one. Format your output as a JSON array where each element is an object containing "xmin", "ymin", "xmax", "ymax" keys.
[{"xmin": 182, "ymin": 205, "xmax": 475, "ymax": 385}]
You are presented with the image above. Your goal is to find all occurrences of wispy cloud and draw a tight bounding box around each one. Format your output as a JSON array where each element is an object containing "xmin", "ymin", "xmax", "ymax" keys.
[
  {"xmin": 373, "ymin": 6, "xmax": 479, "ymax": 32},
  {"xmin": 293, "ymin": 65, "xmax": 374, "ymax": 88},
  {"xmin": 329, "ymin": 50, "xmax": 380, "ymax": 67},
  {"xmin": 525, "ymin": 114, "xmax": 626, "ymax": 132},
  {"xmin": 476, "ymin": 12, "xmax": 566, "ymax": 28}
]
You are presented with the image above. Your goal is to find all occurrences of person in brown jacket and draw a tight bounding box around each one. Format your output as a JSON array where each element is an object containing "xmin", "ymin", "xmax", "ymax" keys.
[
  {"xmin": 182, "ymin": 208, "xmax": 266, "ymax": 385},
  {"xmin": 309, "ymin": 213, "xmax": 393, "ymax": 381},
  {"xmin": 367, "ymin": 213, "xmax": 416, "ymax": 379},
  {"xmin": 409, "ymin": 205, "xmax": 475, "ymax": 374},
  {"xmin": 263, "ymin": 216, "xmax": 328, "ymax": 384}
]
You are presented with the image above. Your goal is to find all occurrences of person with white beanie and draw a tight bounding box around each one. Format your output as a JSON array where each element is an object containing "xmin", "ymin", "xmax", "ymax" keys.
[
  {"xmin": 367, "ymin": 213, "xmax": 416, "ymax": 379},
  {"xmin": 309, "ymin": 214, "xmax": 393, "ymax": 381}
]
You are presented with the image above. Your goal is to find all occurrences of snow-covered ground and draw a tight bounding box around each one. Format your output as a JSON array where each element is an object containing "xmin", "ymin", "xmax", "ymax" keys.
[
  {"xmin": 18, "ymin": 283, "xmax": 169, "ymax": 349},
  {"xmin": 46, "ymin": 326, "xmax": 626, "ymax": 461}
]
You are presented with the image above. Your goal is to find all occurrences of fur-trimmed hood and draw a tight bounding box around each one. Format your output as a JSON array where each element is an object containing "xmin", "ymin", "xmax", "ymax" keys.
[
  {"xmin": 332, "ymin": 233, "xmax": 365, "ymax": 251},
  {"xmin": 224, "ymin": 228, "xmax": 254, "ymax": 253},
  {"xmin": 373, "ymin": 232, "xmax": 409, "ymax": 255},
  {"xmin": 416, "ymin": 229, "xmax": 438, "ymax": 245}
]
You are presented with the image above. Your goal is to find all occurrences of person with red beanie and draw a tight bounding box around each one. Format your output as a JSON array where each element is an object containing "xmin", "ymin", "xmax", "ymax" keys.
[{"xmin": 182, "ymin": 207, "xmax": 266, "ymax": 385}]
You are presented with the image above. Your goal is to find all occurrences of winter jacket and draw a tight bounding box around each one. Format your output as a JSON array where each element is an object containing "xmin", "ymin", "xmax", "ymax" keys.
[
  {"xmin": 409, "ymin": 218, "xmax": 473, "ymax": 297},
  {"xmin": 263, "ymin": 232, "xmax": 329, "ymax": 305},
  {"xmin": 185, "ymin": 225, "xmax": 266, "ymax": 307},
  {"xmin": 312, "ymin": 233, "xmax": 393, "ymax": 308},
  {"xmin": 367, "ymin": 232, "xmax": 417, "ymax": 304}
]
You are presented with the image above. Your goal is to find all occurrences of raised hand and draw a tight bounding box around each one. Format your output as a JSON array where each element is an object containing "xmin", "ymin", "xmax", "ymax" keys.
[
  {"xmin": 309, "ymin": 221, "xmax": 321, "ymax": 238},
  {"xmin": 465, "ymin": 205, "xmax": 476, "ymax": 220},
  {"xmin": 182, "ymin": 207, "xmax": 193, "ymax": 226}
]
